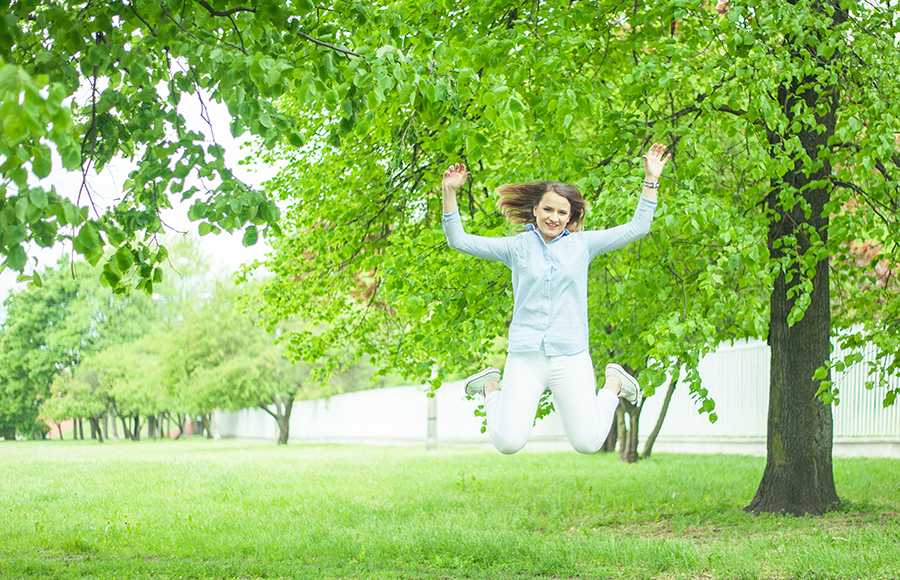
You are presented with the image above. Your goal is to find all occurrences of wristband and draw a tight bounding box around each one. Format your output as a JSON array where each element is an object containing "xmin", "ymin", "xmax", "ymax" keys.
[{"xmin": 643, "ymin": 181, "xmax": 660, "ymax": 189}]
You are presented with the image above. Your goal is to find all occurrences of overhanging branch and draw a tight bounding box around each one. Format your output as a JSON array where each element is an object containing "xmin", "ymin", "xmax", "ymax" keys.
[
  {"xmin": 296, "ymin": 32, "xmax": 363, "ymax": 58},
  {"xmin": 195, "ymin": 0, "xmax": 255, "ymax": 18}
]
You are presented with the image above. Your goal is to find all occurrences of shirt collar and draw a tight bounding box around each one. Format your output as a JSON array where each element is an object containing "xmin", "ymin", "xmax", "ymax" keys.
[{"xmin": 524, "ymin": 224, "xmax": 571, "ymax": 244}]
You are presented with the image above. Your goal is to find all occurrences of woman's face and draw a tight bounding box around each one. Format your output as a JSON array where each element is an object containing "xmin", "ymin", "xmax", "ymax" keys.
[{"xmin": 532, "ymin": 190, "xmax": 571, "ymax": 242}]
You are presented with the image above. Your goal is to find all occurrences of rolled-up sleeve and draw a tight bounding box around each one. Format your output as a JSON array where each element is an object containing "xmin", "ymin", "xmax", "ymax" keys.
[{"xmin": 442, "ymin": 210, "xmax": 513, "ymax": 265}]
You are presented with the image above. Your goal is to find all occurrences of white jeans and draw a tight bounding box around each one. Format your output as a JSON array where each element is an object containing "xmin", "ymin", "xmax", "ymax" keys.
[{"xmin": 484, "ymin": 350, "xmax": 619, "ymax": 454}]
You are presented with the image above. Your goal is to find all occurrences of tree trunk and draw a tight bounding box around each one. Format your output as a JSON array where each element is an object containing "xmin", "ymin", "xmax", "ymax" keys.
[
  {"xmin": 260, "ymin": 393, "xmax": 295, "ymax": 445},
  {"xmin": 621, "ymin": 400, "xmax": 641, "ymax": 463},
  {"xmin": 77, "ymin": 417, "xmax": 84, "ymax": 440},
  {"xmin": 277, "ymin": 396, "xmax": 294, "ymax": 445},
  {"xmin": 120, "ymin": 414, "xmax": 133, "ymax": 441},
  {"xmin": 109, "ymin": 405, "xmax": 119, "ymax": 440},
  {"xmin": 601, "ymin": 419, "xmax": 618, "ymax": 452},
  {"xmin": 201, "ymin": 413, "xmax": 213, "ymax": 439},
  {"xmin": 147, "ymin": 415, "xmax": 157, "ymax": 440},
  {"xmin": 643, "ymin": 363, "xmax": 679, "ymax": 459},
  {"xmin": 90, "ymin": 416, "xmax": 103, "ymax": 443},
  {"xmin": 746, "ymin": 224, "xmax": 838, "ymax": 514},
  {"xmin": 55, "ymin": 421, "xmax": 64, "ymax": 440},
  {"xmin": 101, "ymin": 412, "xmax": 108, "ymax": 441},
  {"xmin": 615, "ymin": 406, "xmax": 627, "ymax": 461},
  {"xmin": 132, "ymin": 413, "xmax": 141, "ymax": 441},
  {"xmin": 174, "ymin": 413, "xmax": 187, "ymax": 439},
  {"xmin": 747, "ymin": 16, "xmax": 842, "ymax": 514}
]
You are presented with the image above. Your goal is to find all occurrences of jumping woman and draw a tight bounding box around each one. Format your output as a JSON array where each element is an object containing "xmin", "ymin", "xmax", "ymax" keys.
[{"xmin": 441, "ymin": 143, "xmax": 670, "ymax": 454}]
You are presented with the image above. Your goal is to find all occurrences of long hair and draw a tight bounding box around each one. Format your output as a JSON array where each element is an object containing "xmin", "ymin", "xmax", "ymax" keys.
[{"xmin": 496, "ymin": 180, "xmax": 586, "ymax": 233}]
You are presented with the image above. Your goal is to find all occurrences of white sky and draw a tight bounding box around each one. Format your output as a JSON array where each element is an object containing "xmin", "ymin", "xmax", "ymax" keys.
[{"xmin": 0, "ymin": 94, "xmax": 281, "ymax": 308}]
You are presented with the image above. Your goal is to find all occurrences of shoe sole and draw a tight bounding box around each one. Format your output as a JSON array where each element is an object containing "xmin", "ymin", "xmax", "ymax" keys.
[
  {"xmin": 465, "ymin": 368, "xmax": 501, "ymax": 396},
  {"xmin": 606, "ymin": 363, "xmax": 641, "ymax": 405}
]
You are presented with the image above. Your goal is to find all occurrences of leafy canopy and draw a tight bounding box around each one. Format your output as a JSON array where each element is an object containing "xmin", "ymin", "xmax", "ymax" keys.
[{"xmin": 249, "ymin": 0, "xmax": 900, "ymax": 413}]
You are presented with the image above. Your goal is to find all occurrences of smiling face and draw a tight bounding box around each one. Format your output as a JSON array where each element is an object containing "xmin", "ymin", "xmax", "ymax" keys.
[{"xmin": 532, "ymin": 190, "xmax": 572, "ymax": 242}]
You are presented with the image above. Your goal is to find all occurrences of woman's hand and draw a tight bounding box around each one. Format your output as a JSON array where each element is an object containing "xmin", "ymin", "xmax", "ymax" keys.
[
  {"xmin": 442, "ymin": 163, "xmax": 469, "ymax": 192},
  {"xmin": 442, "ymin": 163, "xmax": 468, "ymax": 214},
  {"xmin": 643, "ymin": 143, "xmax": 671, "ymax": 181}
]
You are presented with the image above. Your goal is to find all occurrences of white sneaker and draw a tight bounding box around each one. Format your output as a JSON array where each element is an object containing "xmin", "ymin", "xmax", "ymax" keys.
[
  {"xmin": 464, "ymin": 367, "xmax": 501, "ymax": 396},
  {"xmin": 606, "ymin": 363, "xmax": 642, "ymax": 405}
]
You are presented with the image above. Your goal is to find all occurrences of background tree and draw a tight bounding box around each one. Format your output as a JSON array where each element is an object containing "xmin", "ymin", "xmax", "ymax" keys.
[
  {"xmin": 0, "ymin": 260, "xmax": 160, "ymax": 438},
  {"xmin": 84, "ymin": 339, "xmax": 166, "ymax": 441},
  {"xmin": 0, "ymin": 263, "xmax": 84, "ymax": 438}
]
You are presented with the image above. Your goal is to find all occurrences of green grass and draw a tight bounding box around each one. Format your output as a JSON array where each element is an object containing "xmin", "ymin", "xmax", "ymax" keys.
[{"xmin": 1, "ymin": 440, "xmax": 898, "ymax": 579}]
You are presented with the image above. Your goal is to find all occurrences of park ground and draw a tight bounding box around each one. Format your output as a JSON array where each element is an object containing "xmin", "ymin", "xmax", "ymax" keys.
[{"xmin": 1, "ymin": 439, "xmax": 898, "ymax": 579}]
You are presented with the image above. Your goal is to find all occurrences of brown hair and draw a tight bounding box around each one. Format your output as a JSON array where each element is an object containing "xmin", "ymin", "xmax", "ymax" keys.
[{"xmin": 496, "ymin": 180, "xmax": 587, "ymax": 233}]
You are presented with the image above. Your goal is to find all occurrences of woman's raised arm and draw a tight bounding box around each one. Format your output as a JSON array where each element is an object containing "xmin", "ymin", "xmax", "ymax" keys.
[{"xmin": 442, "ymin": 163, "xmax": 468, "ymax": 214}]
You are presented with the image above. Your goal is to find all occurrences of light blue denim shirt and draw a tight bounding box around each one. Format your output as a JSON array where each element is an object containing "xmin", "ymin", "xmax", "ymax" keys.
[{"xmin": 442, "ymin": 195, "xmax": 657, "ymax": 356}]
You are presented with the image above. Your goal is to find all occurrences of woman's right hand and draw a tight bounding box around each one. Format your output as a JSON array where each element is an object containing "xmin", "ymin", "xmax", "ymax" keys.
[{"xmin": 442, "ymin": 163, "xmax": 469, "ymax": 192}]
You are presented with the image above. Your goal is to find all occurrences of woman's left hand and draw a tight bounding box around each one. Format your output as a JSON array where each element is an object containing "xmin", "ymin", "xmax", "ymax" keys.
[{"xmin": 643, "ymin": 143, "xmax": 671, "ymax": 181}]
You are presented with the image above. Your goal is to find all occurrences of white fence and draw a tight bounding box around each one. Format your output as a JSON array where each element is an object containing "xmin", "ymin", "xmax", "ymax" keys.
[{"xmin": 218, "ymin": 339, "xmax": 900, "ymax": 458}]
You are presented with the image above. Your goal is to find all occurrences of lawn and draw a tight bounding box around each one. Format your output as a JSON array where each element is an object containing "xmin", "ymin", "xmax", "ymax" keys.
[{"xmin": 1, "ymin": 439, "xmax": 898, "ymax": 579}]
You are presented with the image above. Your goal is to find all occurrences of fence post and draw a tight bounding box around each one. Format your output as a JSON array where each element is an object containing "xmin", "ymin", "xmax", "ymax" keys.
[{"xmin": 426, "ymin": 394, "xmax": 437, "ymax": 451}]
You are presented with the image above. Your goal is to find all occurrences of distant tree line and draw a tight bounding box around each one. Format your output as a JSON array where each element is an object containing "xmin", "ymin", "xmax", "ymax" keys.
[{"xmin": 0, "ymin": 237, "xmax": 393, "ymax": 444}]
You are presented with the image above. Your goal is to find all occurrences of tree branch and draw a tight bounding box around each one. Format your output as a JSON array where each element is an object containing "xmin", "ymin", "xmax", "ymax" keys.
[
  {"xmin": 667, "ymin": 265, "xmax": 688, "ymax": 321},
  {"xmin": 257, "ymin": 399, "xmax": 278, "ymax": 420},
  {"xmin": 195, "ymin": 0, "xmax": 255, "ymax": 18},
  {"xmin": 830, "ymin": 177, "xmax": 893, "ymax": 229},
  {"xmin": 162, "ymin": 6, "xmax": 245, "ymax": 53},
  {"xmin": 127, "ymin": 1, "xmax": 157, "ymax": 36},
  {"xmin": 832, "ymin": 141, "xmax": 900, "ymax": 178},
  {"xmin": 296, "ymin": 32, "xmax": 363, "ymax": 58}
]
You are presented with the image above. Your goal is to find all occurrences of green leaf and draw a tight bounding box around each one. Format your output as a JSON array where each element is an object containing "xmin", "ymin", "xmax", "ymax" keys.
[
  {"xmin": 31, "ymin": 145, "xmax": 53, "ymax": 178},
  {"xmin": 242, "ymin": 225, "xmax": 259, "ymax": 247},
  {"xmin": 113, "ymin": 247, "xmax": 134, "ymax": 271},
  {"xmin": 6, "ymin": 244, "xmax": 27, "ymax": 271},
  {"xmin": 28, "ymin": 187, "xmax": 49, "ymax": 210}
]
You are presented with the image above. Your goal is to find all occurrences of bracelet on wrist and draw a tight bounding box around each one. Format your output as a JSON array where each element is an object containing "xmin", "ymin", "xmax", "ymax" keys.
[{"xmin": 643, "ymin": 181, "xmax": 660, "ymax": 189}]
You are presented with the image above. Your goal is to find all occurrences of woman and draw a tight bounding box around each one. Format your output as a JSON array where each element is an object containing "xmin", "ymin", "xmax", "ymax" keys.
[{"xmin": 441, "ymin": 143, "xmax": 670, "ymax": 454}]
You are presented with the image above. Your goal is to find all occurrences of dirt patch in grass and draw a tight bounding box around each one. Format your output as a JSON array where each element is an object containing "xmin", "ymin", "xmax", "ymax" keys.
[{"xmin": 563, "ymin": 508, "xmax": 900, "ymax": 545}]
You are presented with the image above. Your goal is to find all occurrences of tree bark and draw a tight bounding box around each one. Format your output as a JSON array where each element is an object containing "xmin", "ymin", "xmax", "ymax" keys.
[
  {"xmin": 201, "ymin": 413, "xmax": 213, "ymax": 439},
  {"xmin": 132, "ymin": 413, "xmax": 141, "ymax": 441},
  {"xmin": 615, "ymin": 406, "xmax": 627, "ymax": 461},
  {"xmin": 173, "ymin": 413, "xmax": 187, "ymax": 439},
  {"xmin": 277, "ymin": 396, "xmax": 294, "ymax": 445},
  {"xmin": 108, "ymin": 405, "xmax": 119, "ymax": 440},
  {"xmin": 621, "ymin": 400, "xmax": 641, "ymax": 463},
  {"xmin": 120, "ymin": 414, "xmax": 133, "ymax": 440},
  {"xmin": 601, "ymin": 418, "xmax": 618, "ymax": 452},
  {"xmin": 643, "ymin": 362, "xmax": 679, "ymax": 459},
  {"xmin": 147, "ymin": 415, "xmax": 157, "ymax": 440},
  {"xmin": 90, "ymin": 416, "xmax": 103, "ymax": 443},
  {"xmin": 747, "ymin": 8, "xmax": 843, "ymax": 514},
  {"xmin": 747, "ymin": 201, "xmax": 838, "ymax": 514}
]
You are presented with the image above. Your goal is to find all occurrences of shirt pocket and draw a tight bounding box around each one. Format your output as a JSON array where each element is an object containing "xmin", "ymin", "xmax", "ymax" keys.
[
  {"xmin": 513, "ymin": 243, "xmax": 548, "ymax": 272},
  {"xmin": 551, "ymin": 240, "xmax": 585, "ymax": 270}
]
